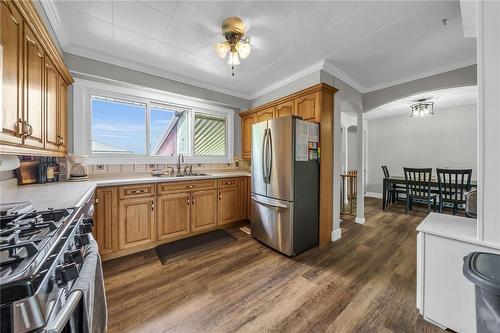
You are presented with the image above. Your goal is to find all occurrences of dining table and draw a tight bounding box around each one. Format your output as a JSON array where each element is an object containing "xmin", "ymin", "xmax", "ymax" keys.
[{"xmin": 382, "ymin": 176, "xmax": 478, "ymax": 210}]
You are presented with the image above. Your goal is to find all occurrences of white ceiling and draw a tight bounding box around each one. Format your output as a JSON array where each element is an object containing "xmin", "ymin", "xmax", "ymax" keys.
[
  {"xmin": 43, "ymin": 1, "xmax": 477, "ymax": 99},
  {"xmin": 365, "ymin": 85, "xmax": 477, "ymax": 120}
]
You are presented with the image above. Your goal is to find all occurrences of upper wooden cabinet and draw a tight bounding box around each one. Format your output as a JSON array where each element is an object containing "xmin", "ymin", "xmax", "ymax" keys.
[
  {"xmin": 276, "ymin": 100, "xmax": 294, "ymax": 118},
  {"xmin": 0, "ymin": 0, "xmax": 73, "ymax": 156},
  {"xmin": 23, "ymin": 24, "xmax": 45, "ymax": 149},
  {"xmin": 241, "ymin": 113, "xmax": 255, "ymax": 160},
  {"xmin": 256, "ymin": 107, "xmax": 275, "ymax": 122},
  {"xmin": 295, "ymin": 92, "xmax": 321, "ymax": 123},
  {"xmin": 0, "ymin": 1, "xmax": 23, "ymax": 146}
]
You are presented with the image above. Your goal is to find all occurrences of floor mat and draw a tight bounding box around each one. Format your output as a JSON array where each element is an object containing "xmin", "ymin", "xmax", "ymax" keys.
[{"xmin": 155, "ymin": 229, "xmax": 238, "ymax": 265}]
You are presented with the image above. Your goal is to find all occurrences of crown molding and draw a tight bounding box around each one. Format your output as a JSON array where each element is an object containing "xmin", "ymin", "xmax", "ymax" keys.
[
  {"xmin": 64, "ymin": 45, "xmax": 253, "ymax": 100},
  {"xmin": 39, "ymin": 0, "xmax": 68, "ymax": 49},
  {"xmin": 321, "ymin": 60, "xmax": 367, "ymax": 93},
  {"xmin": 363, "ymin": 59, "xmax": 477, "ymax": 93}
]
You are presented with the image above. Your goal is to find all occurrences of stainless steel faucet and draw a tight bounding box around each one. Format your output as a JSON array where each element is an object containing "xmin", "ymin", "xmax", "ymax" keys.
[{"xmin": 176, "ymin": 153, "xmax": 184, "ymax": 175}]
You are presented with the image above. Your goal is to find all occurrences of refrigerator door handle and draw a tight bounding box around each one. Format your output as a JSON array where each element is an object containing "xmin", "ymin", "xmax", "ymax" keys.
[
  {"xmin": 251, "ymin": 196, "xmax": 289, "ymax": 209},
  {"xmin": 261, "ymin": 128, "xmax": 268, "ymax": 184},
  {"xmin": 266, "ymin": 128, "xmax": 273, "ymax": 184}
]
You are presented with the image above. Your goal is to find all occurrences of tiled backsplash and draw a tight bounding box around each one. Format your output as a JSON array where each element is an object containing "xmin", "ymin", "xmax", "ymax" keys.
[{"xmin": 89, "ymin": 161, "xmax": 249, "ymax": 175}]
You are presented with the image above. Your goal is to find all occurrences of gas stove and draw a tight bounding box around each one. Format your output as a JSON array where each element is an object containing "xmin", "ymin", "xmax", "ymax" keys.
[{"xmin": 0, "ymin": 195, "xmax": 95, "ymax": 333}]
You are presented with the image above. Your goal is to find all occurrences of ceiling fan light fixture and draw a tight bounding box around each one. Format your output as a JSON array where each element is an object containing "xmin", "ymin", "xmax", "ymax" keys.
[
  {"xmin": 215, "ymin": 42, "xmax": 230, "ymax": 58},
  {"xmin": 227, "ymin": 51, "xmax": 240, "ymax": 66},
  {"xmin": 236, "ymin": 40, "xmax": 251, "ymax": 59}
]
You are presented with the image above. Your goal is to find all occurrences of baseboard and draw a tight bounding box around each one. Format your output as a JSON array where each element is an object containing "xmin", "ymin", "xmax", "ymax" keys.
[
  {"xmin": 331, "ymin": 228, "xmax": 342, "ymax": 241},
  {"xmin": 355, "ymin": 217, "xmax": 366, "ymax": 224},
  {"xmin": 365, "ymin": 192, "xmax": 383, "ymax": 199}
]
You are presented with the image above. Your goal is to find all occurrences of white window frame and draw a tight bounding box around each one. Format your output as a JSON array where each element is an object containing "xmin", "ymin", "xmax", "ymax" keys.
[{"xmin": 73, "ymin": 78, "xmax": 234, "ymax": 164}]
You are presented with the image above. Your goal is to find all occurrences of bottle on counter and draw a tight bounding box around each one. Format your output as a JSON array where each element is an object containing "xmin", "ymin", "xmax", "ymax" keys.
[
  {"xmin": 46, "ymin": 158, "xmax": 55, "ymax": 183},
  {"xmin": 38, "ymin": 157, "xmax": 47, "ymax": 184}
]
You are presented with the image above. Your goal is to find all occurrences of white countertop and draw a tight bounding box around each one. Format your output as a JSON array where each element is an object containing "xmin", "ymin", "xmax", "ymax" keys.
[
  {"xmin": 0, "ymin": 171, "xmax": 251, "ymax": 211},
  {"xmin": 417, "ymin": 213, "xmax": 477, "ymax": 243}
]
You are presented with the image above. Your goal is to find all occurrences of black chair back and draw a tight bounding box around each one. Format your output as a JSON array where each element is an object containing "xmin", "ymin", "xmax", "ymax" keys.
[
  {"xmin": 404, "ymin": 167, "xmax": 433, "ymax": 198},
  {"xmin": 436, "ymin": 168, "xmax": 472, "ymax": 202},
  {"xmin": 382, "ymin": 165, "xmax": 390, "ymax": 178}
]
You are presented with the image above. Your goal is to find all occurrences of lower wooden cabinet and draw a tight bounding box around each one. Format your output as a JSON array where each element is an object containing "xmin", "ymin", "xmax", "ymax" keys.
[
  {"xmin": 218, "ymin": 186, "xmax": 239, "ymax": 225},
  {"xmin": 157, "ymin": 192, "xmax": 191, "ymax": 240},
  {"xmin": 191, "ymin": 189, "xmax": 218, "ymax": 232},
  {"xmin": 94, "ymin": 187, "xmax": 118, "ymax": 255},
  {"xmin": 118, "ymin": 197, "xmax": 155, "ymax": 250},
  {"xmin": 94, "ymin": 177, "xmax": 250, "ymax": 260}
]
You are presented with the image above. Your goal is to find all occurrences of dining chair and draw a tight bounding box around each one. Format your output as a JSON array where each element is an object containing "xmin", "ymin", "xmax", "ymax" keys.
[
  {"xmin": 436, "ymin": 168, "xmax": 473, "ymax": 215},
  {"xmin": 403, "ymin": 167, "xmax": 437, "ymax": 214},
  {"xmin": 381, "ymin": 165, "xmax": 405, "ymax": 208}
]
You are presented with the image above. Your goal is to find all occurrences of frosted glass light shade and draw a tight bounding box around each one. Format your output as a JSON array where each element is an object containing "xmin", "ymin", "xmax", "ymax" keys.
[
  {"xmin": 227, "ymin": 52, "xmax": 240, "ymax": 65},
  {"xmin": 236, "ymin": 41, "xmax": 251, "ymax": 59},
  {"xmin": 215, "ymin": 42, "xmax": 230, "ymax": 58}
]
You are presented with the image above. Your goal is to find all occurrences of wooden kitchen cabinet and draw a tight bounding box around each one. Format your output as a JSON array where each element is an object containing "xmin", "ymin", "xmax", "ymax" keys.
[
  {"xmin": 23, "ymin": 23, "xmax": 45, "ymax": 149},
  {"xmin": 218, "ymin": 186, "xmax": 239, "ymax": 225},
  {"xmin": 0, "ymin": 0, "xmax": 73, "ymax": 156},
  {"xmin": 295, "ymin": 92, "xmax": 321, "ymax": 123},
  {"xmin": 191, "ymin": 189, "xmax": 218, "ymax": 232},
  {"xmin": 118, "ymin": 197, "xmax": 156, "ymax": 250},
  {"xmin": 0, "ymin": 1, "xmax": 23, "ymax": 146},
  {"xmin": 276, "ymin": 100, "xmax": 295, "ymax": 118},
  {"xmin": 94, "ymin": 187, "xmax": 118, "ymax": 255},
  {"xmin": 256, "ymin": 107, "xmax": 275, "ymax": 122},
  {"xmin": 44, "ymin": 56, "xmax": 58, "ymax": 151},
  {"xmin": 236, "ymin": 177, "xmax": 248, "ymax": 220},
  {"xmin": 157, "ymin": 192, "xmax": 191, "ymax": 240},
  {"xmin": 57, "ymin": 74, "xmax": 68, "ymax": 152},
  {"xmin": 241, "ymin": 113, "xmax": 255, "ymax": 160}
]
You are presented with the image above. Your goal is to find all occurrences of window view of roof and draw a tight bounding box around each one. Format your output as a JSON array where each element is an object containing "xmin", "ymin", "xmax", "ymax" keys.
[{"xmin": 194, "ymin": 113, "xmax": 226, "ymax": 156}]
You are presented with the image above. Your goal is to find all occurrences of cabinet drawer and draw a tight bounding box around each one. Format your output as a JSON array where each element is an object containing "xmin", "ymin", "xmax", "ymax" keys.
[
  {"xmin": 119, "ymin": 184, "xmax": 155, "ymax": 199},
  {"xmin": 218, "ymin": 178, "xmax": 238, "ymax": 188},
  {"xmin": 157, "ymin": 179, "xmax": 217, "ymax": 194}
]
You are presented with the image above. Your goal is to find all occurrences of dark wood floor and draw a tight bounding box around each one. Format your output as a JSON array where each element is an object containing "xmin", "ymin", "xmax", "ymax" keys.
[{"xmin": 103, "ymin": 198, "xmax": 445, "ymax": 333}]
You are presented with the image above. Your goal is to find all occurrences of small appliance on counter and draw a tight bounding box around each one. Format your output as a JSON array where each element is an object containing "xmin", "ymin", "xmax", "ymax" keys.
[{"xmin": 67, "ymin": 154, "xmax": 89, "ymax": 181}]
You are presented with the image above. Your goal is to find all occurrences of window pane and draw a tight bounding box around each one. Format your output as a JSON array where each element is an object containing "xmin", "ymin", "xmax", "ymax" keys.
[
  {"xmin": 194, "ymin": 113, "xmax": 226, "ymax": 156},
  {"xmin": 91, "ymin": 96, "xmax": 146, "ymax": 154},
  {"xmin": 150, "ymin": 105, "xmax": 189, "ymax": 156}
]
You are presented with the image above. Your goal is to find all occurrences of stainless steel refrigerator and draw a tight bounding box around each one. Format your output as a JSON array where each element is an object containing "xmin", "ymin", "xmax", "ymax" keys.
[{"xmin": 251, "ymin": 115, "xmax": 319, "ymax": 256}]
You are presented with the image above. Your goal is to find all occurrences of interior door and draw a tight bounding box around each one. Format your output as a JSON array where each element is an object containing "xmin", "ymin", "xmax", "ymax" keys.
[
  {"xmin": 267, "ymin": 117, "xmax": 294, "ymax": 201},
  {"xmin": 251, "ymin": 121, "xmax": 268, "ymax": 197}
]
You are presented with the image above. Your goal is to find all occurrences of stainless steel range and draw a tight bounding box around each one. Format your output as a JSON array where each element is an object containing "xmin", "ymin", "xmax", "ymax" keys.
[{"xmin": 0, "ymin": 195, "xmax": 95, "ymax": 333}]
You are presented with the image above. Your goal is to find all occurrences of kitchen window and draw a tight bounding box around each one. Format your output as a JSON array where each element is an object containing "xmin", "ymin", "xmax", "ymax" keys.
[{"xmin": 75, "ymin": 78, "xmax": 234, "ymax": 164}]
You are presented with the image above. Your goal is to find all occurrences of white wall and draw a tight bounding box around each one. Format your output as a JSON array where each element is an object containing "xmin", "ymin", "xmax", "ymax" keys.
[
  {"xmin": 366, "ymin": 104, "xmax": 477, "ymax": 194},
  {"xmin": 347, "ymin": 126, "xmax": 358, "ymax": 171}
]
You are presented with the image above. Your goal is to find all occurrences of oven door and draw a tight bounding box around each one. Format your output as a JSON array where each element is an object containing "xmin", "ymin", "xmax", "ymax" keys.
[{"xmin": 45, "ymin": 289, "xmax": 85, "ymax": 333}]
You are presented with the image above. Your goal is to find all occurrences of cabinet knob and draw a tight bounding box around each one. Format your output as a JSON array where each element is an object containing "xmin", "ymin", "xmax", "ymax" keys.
[{"xmin": 192, "ymin": 196, "xmax": 195, "ymax": 205}]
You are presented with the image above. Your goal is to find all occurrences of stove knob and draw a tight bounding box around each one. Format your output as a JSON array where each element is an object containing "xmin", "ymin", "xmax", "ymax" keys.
[
  {"xmin": 75, "ymin": 234, "xmax": 90, "ymax": 248},
  {"xmin": 56, "ymin": 263, "xmax": 79, "ymax": 286},
  {"xmin": 64, "ymin": 249, "xmax": 84, "ymax": 265},
  {"xmin": 79, "ymin": 223, "xmax": 93, "ymax": 234},
  {"xmin": 84, "ymin": 217, "xmax": 94, "ymax": 226}
]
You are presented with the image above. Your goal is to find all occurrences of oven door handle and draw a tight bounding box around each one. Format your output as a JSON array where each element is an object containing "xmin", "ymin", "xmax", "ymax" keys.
[{"xmin": 46, "ymin": 290, "xmax": 82, "ymax": 333}]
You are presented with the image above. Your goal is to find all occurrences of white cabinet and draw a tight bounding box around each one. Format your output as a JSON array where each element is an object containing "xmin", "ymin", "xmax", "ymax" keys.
[{"xmin": 416, "ymin": 213, "xmax": 500, "ymax": 332}]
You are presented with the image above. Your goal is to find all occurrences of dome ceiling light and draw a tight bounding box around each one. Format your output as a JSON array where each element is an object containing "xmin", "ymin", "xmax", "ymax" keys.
[{"xmin": 215, "ymin": 17, "xmax": 251, "ymax": 77}]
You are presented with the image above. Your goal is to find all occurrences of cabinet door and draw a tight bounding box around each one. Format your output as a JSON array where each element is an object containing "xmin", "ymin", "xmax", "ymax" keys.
[
  {"xmin": 241, "ymin": 114, "xmax": 255, "ymax": 160},
  {"xmin": 236, "ymin": 178, "xmax": 248, "ymax": 220},
  {"xmin": 57, "ymin": 74, "xmax": 68, "ymax": 152},
  {"xmin": 256, "ymin": 107, "xmax": 275, "ymax": 122},
  {"xmin": 0, "ymin": 1, "xmax": 23, "ymax": 145},
  {"xmin": 295, "ymin": 92, "xmax": 320, "ymax": 123},
  {"xmin": 276, "ymin": 100, "xmax": 294, "ymax": 118},
  {"xmin": 157, "ymin": 192, "xmax": 191, "ymax": 240},
  {"xmin": 94, "ymin": 187, "xmax": 118, "ymax": 255},
  {"xmin": 118, "ymin": 198, "xmax": 155, "ymax": 250},
  {"xmin": 191, "ymin": 189, "xmax": 218, "ymax": 232},
  {"xmin": 44, "ymin": 57, "xmax": 58, "ymax": 151},
  {"xmin": 23, "ymin": 24, "xmax": 44, "ymax": 148},
  {"xmin": 218, "ymin": 186, "xmax": 238, "ymax": 225}
]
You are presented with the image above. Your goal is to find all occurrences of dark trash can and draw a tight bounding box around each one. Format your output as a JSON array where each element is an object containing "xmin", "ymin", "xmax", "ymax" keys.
[{"xmin": 463, "ymin": 252, "xmax": 500, "ymax": 333}]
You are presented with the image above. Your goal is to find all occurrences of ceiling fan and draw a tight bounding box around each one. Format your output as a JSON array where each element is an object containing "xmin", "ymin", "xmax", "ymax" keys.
[{"xmin": 214, "ymin": 17, "xmax": 251, "ymax": 76}]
